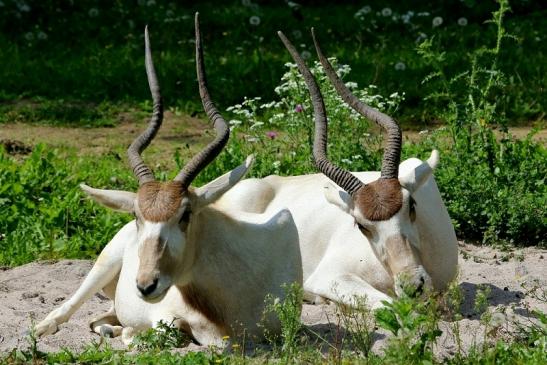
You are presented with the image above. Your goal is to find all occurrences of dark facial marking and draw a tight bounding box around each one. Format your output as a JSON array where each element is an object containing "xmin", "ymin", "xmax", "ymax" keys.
[
  {"xmin": 353, "ymin": 178, "xmax": 403, "ymax": 221},
  {"xmin": 409, "ymin": 195, "xmax": 417, "ymax": 222}
]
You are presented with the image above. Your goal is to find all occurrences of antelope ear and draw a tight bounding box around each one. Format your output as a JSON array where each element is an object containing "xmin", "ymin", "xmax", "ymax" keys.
[
  {"xmin": 399, "ymin": 150, "xmax": 439, "ymax": 193},
  {"xmin": 80, "ymin": 184, "xmax": 136, "ymax": 212},
  {"xmin": 323, "ymin": 181, "xmax": 353, "ymax": 213},
  {"xmin": 192, "ymin": 155, "xmax": 255, "ymax": 207}
]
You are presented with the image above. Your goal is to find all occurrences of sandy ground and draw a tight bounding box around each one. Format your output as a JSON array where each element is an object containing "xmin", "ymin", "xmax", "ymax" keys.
[{"xmin": 0, "ymin": 242, "xmax": 545, "ymax": 356}]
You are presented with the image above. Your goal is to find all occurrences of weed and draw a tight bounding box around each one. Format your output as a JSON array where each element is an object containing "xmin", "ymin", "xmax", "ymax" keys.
[
  {"xmin": 131, "ymin": 319, "xmax": 191, "ymax": 352},
  {"xmin": 263, "ymin": 282, "xmax": 304, "ymax": 359}
]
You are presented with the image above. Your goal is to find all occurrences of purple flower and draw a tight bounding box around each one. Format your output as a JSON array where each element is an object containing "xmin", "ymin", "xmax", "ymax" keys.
[
  {"xmin": 266, "ymin": 131, "xmax": 278, "ymax": 140},
  {"xmin": 294, "ymin": 104, "xmax": 303, "ymax": 113}
]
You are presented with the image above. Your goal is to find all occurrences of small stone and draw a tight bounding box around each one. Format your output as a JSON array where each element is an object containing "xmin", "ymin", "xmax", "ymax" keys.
[{"xmin": 21, "ymin": 292, "xmax": 39, "ymax": 299}]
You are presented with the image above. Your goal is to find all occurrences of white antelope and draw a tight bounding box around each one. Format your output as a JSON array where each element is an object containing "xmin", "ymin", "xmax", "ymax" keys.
[
  {"xmin": 218, "ymin": 30, "xmax": 458, "ymax": 308},
  {"xmin": 35, "ymin": 15, "xmax": 302, "ymax": 346}
]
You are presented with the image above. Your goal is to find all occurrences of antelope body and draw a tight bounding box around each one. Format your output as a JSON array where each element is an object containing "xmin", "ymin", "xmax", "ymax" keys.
[
  {"xmin": 219, "ymin": 30, "xmax": 458, "ymax": 308},
  {"xmin": 35, "ymin": 15, "xmax": 302, "ymax": 346}
]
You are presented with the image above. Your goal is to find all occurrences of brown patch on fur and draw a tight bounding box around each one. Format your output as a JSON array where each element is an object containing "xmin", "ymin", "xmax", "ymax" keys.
[
  {"xmin": 137, "ymin": 181, "xmax": 185, "ymax": 222},
  {"xmin": 353, "ymin": 178, "xmax": 402, "ymax": 221},
  {"xmin": 181, "ymin": 284, "xmax": 225, "ymax": 329},
  {"xmin": 384, "ymin": 235, "xmax": 421, "ymax": 276}
]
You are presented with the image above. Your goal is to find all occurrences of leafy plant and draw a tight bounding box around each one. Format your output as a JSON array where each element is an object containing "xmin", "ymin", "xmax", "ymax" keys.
[
  {"xmin": 131, "ymin": 320, "xmax": 190, "ymax": 352},
  {"xmin": 263, "ymin": 282, "xmax": 304, "ymax": 359},
  {"xmin": 374, "ymin": 296, "xmax": 442, "ymax": 364}
]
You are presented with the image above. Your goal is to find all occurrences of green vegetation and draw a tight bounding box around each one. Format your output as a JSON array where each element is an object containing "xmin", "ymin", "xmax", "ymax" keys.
[
  {"xmin": 0, "ymin": 144, "xmax": 135, "ymax": 266},
  {"xmin": 0, "ymin": 0, "xmax": 544, "ymax": 125}
]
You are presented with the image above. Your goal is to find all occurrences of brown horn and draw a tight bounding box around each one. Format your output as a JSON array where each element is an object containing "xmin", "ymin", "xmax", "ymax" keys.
[
  {"xmin": 174, "ymin": 13, "xmax": 229, "ymax": 188},
  {"xmin": 278, "ymin": 31, "xmax": 363, "ymax": 196},
  {"xmin": 311, "ymin": 28, "xmax": 402, "ymax": 180},
  {"xmin": 127, "ymin": 26, "xmax": 163, "ymax": 185}
]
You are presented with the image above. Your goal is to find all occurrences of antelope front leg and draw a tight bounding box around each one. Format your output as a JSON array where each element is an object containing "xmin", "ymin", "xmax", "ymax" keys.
[
  {"xmin": 35, "ymin": 223, "xmax": 132, "ymax": 336},
  {"xmin": 306, "ymin": 272, "xmax": 392, "ymax": 310}
]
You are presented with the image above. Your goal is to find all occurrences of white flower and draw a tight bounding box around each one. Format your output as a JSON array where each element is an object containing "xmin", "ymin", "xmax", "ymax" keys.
[
  {"xmin": 489, "ymin": 312, "xmax": 506, "ymax": 327},
  {"xmin": 345, "ymin": 81, "xmax": 358, "ymax": 90},
  {"xmin": 88, "ymin": 8, "xmax": 99, "ymax": 17},
  {"xmin": 241, "ymin": 0, "xmax": 252, "ymax": 6},
  {"xmin": 415, "ymin": 32, "xmax": 428, "ymax": 43},
  {"xmin": 287, "ymin": 1, "xmax": 299, "ymax": 9},
  {"xmin": 394, "ymin": 62, "xmax": 406, "ymax": 71},
  {"xmin": 458, "ymin": 17, "xmax": 468, "ymax": 26},
  {"xmin": 272, "ymin": 161, "xmax": 281, "ymax": 168},
  {"xmin": 361, "ymin": 6, "xmax": 371, "ymax": 14},
  {"xmin": 249, "ymin": 16, "xmax": 260, "ymax": 26},
  {"xmin": 432, "ymin": 16, "xmax": 443, "ymax": 27},
  {"xmin": 301, "ymin": 50, "xmax": 311, "ymax": 60},
  {"xmin": 18, "ymin": 3, "xmax": 30, "ymax": 12},
  {"xmin": 37, "ymin": 31, "xmax": 47, "ymax": 40},
  {"xmin": 24, "ymin": 32, "xmax": 34, "ymax": 41},
  {"xmin": 381, "ymin": 8, "xmax": 392, "ymax": 17},
  {"xmin": 166, "ymin": 9, "xmax": 174, "ymax": 17},
  {"xmin": 401, "ymin": 14, "xmax": 411, "ymax": 24},
  {"xmin": 146, "ymin": 0, "xmax": 156, "ymax": 6}
]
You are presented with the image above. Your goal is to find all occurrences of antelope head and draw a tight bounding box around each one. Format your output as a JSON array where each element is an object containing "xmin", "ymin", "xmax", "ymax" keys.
[
  {"xmin": 279, "ymin": 30, "xmax": 440, "ymax": 298},
  {"xmin": 82, "ymin": 14, "xmax": 253, "ymax": 300}
]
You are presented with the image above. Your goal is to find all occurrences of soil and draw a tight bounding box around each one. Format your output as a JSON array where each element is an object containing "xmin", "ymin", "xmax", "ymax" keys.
[
  {"xmin": 0, "ymin": 111, "xmax": 212, "ymax": 172},
  {"xmin": 0, "ymin": 242, "xmax": 545, "ymax": 357}
]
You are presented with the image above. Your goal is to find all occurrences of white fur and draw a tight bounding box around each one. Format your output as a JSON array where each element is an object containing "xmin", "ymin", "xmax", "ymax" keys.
[{"xmin": 217, "ymin": 150, "xmax": 458, "ymax": 308}]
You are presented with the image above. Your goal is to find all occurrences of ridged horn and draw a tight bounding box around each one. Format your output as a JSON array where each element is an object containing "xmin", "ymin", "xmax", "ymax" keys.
[
  {"xmin": 311, "ymin": 28, "xmax": 402, "ymax": 180},
  {"xmin": 127, "ymin": 26, "xmax": 163, "ymax": 185},
  {"xmin": 278, "ymin": 31, "xmax": 363, "ymax": 196},
  {"xmin": 174, "ymin": 13, "xmax": 230, "ymax": 188}
]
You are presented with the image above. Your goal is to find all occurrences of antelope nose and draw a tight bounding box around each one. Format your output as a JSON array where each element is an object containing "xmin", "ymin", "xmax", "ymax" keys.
[{"xmin": 137, "ymin": 278, "xmax": 159, "ymax": 297}]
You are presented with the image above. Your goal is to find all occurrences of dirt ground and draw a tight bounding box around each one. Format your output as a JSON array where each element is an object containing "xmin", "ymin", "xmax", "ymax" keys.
[{"xmin": 0, "ymin": 242, "xmax": 545, "ymax": 357}]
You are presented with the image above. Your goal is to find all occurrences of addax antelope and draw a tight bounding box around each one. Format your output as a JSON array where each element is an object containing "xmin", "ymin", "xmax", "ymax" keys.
[
  {"xmin": 35, "ymin": 14, "xmax": 302, "ymax": 346},
  {"xmin": 218, "ymin": 30, "xmax": 458, "ymax": 308}
]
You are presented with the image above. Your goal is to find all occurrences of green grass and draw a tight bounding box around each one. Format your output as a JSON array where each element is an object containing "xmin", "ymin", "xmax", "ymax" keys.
[{"xmin": 0, "ymin": 1, "xmax": 544, "ymax": 126}]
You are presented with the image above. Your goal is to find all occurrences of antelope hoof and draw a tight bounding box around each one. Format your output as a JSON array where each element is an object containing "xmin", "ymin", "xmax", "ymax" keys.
[{"xmin": 34, "ymin": 319, "xmax": 58, "ymax": 337}]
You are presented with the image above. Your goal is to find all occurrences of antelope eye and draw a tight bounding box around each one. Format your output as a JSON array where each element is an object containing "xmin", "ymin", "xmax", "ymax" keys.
[
  {"xmin": 409, "ymin": 196, "xmax": 417, "ymax": 222},
  {"xmin": 356, "ymin": 221, "xmax": 371, "ymax": 236},
  {"xmin": 179, "ymin": 209, "xmax": 191, "ymax": 224}
]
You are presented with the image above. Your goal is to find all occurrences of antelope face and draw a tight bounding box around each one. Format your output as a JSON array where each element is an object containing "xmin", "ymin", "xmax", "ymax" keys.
[
  {"xmin": 351, "ymin": 183, "xmax": 431, "ymax": 298},
  {"xmin": 78, "ymin": 182, "xmax": 189, "ymax": 300},
  {"xmin": 132, "ymin": 181, "xmax": 189, "ymax": 300},
  {"xmin": 323, "ymin": 151, "xmax": 440, "ymax": 298}
]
